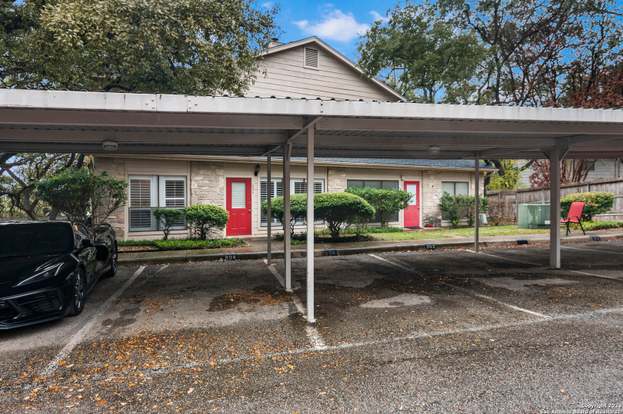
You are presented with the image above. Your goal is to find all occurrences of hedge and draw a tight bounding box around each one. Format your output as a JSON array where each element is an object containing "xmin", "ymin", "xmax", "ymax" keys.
[
  {"xmin": 315, "ymin": 193, "xmax": 375, "ymax": 239},
  {"xmin": 440, "ymin": 193, "xmax": 488, "ymax": 227},
  {"xmin": 264, "ymin": 192, "xmax": 375, "ymax": 239},
  {"xmin": 560, "ymin": 192, "xmax": 614, "ymax": 220},
  {"xmin": 346, "ymin": 187, "xmax": 411, "ymax": 227},
  {"xmin": 185, "ymin": 204, "xmax": 228, "ymax": 240}
]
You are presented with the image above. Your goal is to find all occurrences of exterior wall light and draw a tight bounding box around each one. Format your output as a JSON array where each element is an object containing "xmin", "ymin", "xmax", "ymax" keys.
[{"xmin": 101, "ymin": 140, "xmax": 119, "ymax": 152}]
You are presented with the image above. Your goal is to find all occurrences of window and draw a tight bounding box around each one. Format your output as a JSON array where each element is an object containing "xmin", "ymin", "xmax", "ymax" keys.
[
  {"xmin": 347, "ymin": 180, "xmax": 399, "ymax": 190},
  {"xmin": 346, "ymin": 179, "xmax": 400, "ymax": 223},
  {"xmin": 304, "ymin": 47, "xmax": 319, "ymax": 69},
  {"xmin": 260, "ymin": 178, "xmax": 324, "ymax": 226},
  {"xmin": 442, "ymin": 181, "xmax": 469, "ymax": 196},
  {"xmin": 129, "ymin": 176, "xmax": 187, "ymax": 232}
]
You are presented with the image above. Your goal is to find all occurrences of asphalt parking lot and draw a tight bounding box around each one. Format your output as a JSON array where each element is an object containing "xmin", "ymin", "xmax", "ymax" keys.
[{"xmin": 1, "ymin": 240, "xmax": 623, "ymax": 413}]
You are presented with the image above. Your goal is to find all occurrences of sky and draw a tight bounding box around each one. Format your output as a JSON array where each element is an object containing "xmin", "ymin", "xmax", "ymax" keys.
[{"xmin": 262, "ymin": 1, "xmax": 403, "ymax": 62}]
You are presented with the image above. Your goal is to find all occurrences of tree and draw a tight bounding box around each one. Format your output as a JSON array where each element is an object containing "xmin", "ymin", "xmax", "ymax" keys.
[
  {"xmin": 185, "ymin": 205, "xmax": 228, "ymax": 240},
  {"xmin": 36, "ymin": 168, "xmax": 127, "ymax": 231},
  {"xmin": 0, "ymin": 153, "xmax": 87, "ymax": 219},
  {"xmin": 486, "ymin": 160, "xmax": 521, "ymax": 191},
  {"xmin": 528, "ymin": 160, "xmax": 596, "ymax": 188},
  {"xmin": 346, "ymin": 188, "xmax": 411, "ymax": 227},
  {"xmin": 359, "ymin": 4, "xmax": 485, "ymax": 103},
  {"xmin": 5, "ymin": 0, "xmax": 276, "ymax": 95},
  {"xmin": 153, "ymin": 208, "xmax": 186, "ymax": 240},
  {"xmin": 0, "ymin": 0, "xmax": 276, "ymax": 219}
]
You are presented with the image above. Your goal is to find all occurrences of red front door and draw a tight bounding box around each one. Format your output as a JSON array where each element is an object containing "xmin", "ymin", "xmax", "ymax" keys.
[
  {"xmin": 403, "ymin": 181, "xmax": 420, "ymax": 228},
  {"xmin": 226, "ymin": 178, "xmax": 252, "ymax": 236}
]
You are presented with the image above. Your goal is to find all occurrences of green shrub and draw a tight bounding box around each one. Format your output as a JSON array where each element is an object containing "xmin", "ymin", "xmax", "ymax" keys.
[
  {"xmin": 153, "ymin": 238, "xmax": 244, "ymax": 250},
  {"xmin": 315, "ymin": 192, "xmax": 375, "ymax": 239},
  {"xmin": 440, "ymin": 193, "xmax": 487, "ymax": 227},
  {"xmin": 265, "ymin": 192, "xmax": 375, "ymax": 239},
  {"xmin": 153, "ymin": 208, "xmax": 185, "ymax": 240},
  {"xmin": 346, "ymin": 187, "xmax": 411, "ymax": 227},
  {"xmin": 561, "ymin": 192, "xmax": 614, "ymax": 220},
  {"xmin": 263, "ymin": 194, "xmax": 307, "ymax": 237},
  {"xmin": 36, "ymin": 168, "xmax": 126, "ymax": 232},
  {"xmin": 185, "ymin": 204, "xmax": 228, "ymax": 240}
]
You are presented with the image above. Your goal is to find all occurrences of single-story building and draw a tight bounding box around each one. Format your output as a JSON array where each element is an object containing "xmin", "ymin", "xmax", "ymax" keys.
[{"xmin": 94, "ymin": 36, "xmax": 489, "ymax": 240}]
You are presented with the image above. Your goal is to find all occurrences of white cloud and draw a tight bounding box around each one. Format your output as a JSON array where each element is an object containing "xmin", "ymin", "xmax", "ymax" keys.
[
  {"xmin": 294, "ymin": 8, "xmax": 369, "ymax": 43},
  {"xmin": 369, "ymin": 10, "xmax": 389, "ymax": 23},
  {"xmin": 262, "ymin": 1, "xmax": 274, "ymax": 9}
]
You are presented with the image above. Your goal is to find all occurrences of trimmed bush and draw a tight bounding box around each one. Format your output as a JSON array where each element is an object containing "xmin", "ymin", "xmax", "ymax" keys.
[
  {"xmin": 440, "ymin": 193, "xmax": 487, "ymax": 227},
  {"xmin": 265, "ymin": 192, "xmax": 375, "ymax": 239},
  {"xmin": 315, "ymin": 193, "xmax": 375, "ymax": 239},
  {"xmin": 153, "ymin": 208, "xmax": 185, "ymax": 240},
  {"xmin": 561, "ymin": 192, "xmax": 614, "ymax": 220},
  {"xmin": 185, "ymin": 204, "xmax": 228, "ymax": 240},
  {"xmin": 346, "ymin": 187, "xmax": 411, "ymax": 227},
  {"xmin": 263, "ymin": 194, "xmax": 307, "ymax": 237}
]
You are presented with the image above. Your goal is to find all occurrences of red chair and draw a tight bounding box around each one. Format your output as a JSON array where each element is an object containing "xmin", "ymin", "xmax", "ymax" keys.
[{"xmin": 561, "ymin": 201, "xmax": 586, "ymax": 236}]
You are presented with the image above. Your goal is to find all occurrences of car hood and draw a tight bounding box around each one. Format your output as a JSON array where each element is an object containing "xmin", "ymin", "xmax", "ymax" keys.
[{"xmin": 0, "ymin": 254, "xmax": 73, "ymax": 290}]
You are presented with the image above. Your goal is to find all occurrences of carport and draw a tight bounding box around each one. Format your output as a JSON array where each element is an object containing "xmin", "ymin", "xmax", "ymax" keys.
[{"xmin": 1, "ymin": 89, "xmax": 623, "ymax": 324}]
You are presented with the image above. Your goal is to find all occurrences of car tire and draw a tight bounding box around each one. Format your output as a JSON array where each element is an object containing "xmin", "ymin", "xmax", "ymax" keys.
[
  {"xmin": 103, "ymin": 242, "xmax": 118, "ymax": 278},
  {"xmin": 67, "ymin": 269, "xmax": 86, "ymax": 317}
]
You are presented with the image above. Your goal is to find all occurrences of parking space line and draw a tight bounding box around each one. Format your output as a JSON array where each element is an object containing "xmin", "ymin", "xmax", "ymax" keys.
[
  {"xmin": 264, "ymin": 259, "xmax": 285, "ymax": 288},
  {"xmin": 41, "ymin": 265, "xmax": 147, "ymax": 377},
  {"xmin": 95, "ymin": 305, "xmax": 623, "ymax": 380},
  {"xmin": 368, "ymin": 253, "xmax": 550, "ymax": 319},
  {"xmin": 264, "ymin": 262, "xmax": 327, "ymax": 350},
  {"xmin": 464, "ymin": 249, "xmax": 542, "ymax": 266},
  {"xmin": 468, "ymin": 249, "xmax": 623, "ymax": 283}
]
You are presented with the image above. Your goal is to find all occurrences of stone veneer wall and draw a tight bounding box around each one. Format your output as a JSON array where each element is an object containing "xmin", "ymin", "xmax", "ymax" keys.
[
  {"xmin": 190, "ymin": 161, "xmax": 226, "ymax": 238},
  {"xmin": 327, "ymin": 168, "xmax": 347, "ymax": 192},
  {"xmin": 94, "ymin": 157, "xmax": 127, "ymax": 239}
]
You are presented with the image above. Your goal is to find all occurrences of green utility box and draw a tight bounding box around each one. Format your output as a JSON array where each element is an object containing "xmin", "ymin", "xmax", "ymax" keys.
[{"xmin": 518, "ymin": 203, "xmax": 550, "ymax": 228}]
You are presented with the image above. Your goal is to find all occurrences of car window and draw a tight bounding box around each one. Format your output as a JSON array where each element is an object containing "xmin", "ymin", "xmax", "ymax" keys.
[{"xmin": 0, "ymin": 223, "xmax": 74, "ymax": 258}]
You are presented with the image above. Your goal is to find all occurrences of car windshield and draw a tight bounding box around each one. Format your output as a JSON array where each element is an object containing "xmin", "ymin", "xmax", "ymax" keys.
[{"xmin": 0, "ymin": 223, "xmax": 75, "ymax": 258}]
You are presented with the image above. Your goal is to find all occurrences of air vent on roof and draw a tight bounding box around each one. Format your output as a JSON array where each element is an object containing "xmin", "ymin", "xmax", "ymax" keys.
[{"xmin": 304, "ymin": 47, "xmax": 319, "ymax": 68}]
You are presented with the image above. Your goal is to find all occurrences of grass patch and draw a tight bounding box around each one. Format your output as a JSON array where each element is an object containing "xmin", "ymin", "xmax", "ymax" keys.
[
  {"xmin": 119, "ymin": 238, "xmax": 245, "ymax": 251},
  {"xmin": 118, "ymin": 239, "xmax": 156, "ymax": 247},
  {"xmin": 581, "ymin": 221, "xmax": 623, "ymax": 231},
  {"xmin": 370, "ymin": 225, "xmax": 549, "ymax": 241},
  {"xmin": 152, "ymin": 238, "xmax": 245, "ymax": 250}
]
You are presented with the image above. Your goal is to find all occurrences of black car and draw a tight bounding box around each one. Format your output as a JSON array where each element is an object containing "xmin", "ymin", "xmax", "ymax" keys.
[{"xmin": 0, "ymin": 221, "xmax": 118, "ymax": 330}]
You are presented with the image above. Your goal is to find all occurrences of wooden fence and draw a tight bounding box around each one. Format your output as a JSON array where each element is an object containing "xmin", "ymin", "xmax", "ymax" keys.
[{"xmin": 487, "ymin": 179, "xmax": 623, "ymax": 222}]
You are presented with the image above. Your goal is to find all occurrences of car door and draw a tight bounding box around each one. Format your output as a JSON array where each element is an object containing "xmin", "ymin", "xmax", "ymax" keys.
[{"xmin": 75, "ymin": 232, "xmax": 98, "ymax": 289}]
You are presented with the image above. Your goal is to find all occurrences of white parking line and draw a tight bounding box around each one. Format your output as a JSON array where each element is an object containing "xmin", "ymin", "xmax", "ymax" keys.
[
  {"xmin": 368, "ymin": 253, "xmax": 550, "ymax": 319},
  {"xmin": 264, "ymin": 259, "xmax": 285, "ymax": 288},
  {"xmin": 468, "ymin": 249, "xmax": 623, "ymax": 282},
  {"xmin": 265, "ymin": 262, "xmax": 327, "ymax": 350},
  {"xmin": 41, "ymin": 265, "xmax": 147, "ymax": 377},
  {"xmin": 88, "ymin": 305, "xmax": 623, "ymax": 380}
]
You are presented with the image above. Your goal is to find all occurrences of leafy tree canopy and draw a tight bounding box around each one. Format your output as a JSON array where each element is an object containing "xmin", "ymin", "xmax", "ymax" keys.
[{"xmin": 3, "ymin": 0, "xmax": 276, "ymax": 95}]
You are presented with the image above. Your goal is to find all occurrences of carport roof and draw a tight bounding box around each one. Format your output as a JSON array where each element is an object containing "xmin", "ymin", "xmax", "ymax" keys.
[{"xmin": 1, "ymin": 89, "xmax": 623, "ymax": 160}]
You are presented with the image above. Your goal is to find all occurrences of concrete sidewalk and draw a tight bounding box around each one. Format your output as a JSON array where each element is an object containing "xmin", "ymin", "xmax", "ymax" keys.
[{"xmin": 118, "ymin": 229, "xmax": 623, "ymax": 265}]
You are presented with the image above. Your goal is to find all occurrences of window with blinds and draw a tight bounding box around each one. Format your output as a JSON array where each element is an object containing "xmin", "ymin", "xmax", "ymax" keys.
[{"xmin": 128, "ymin": 176, "xmax": 186, "ymax": 232}]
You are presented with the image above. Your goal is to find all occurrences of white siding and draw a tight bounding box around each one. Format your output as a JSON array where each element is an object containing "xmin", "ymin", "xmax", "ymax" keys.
[{"xmin": 246, "ymin": 45, "xmax": 397, "ymax": 101}]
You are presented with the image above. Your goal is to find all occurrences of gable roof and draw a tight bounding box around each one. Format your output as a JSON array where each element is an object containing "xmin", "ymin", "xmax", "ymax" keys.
[{"xmin": 260, "ymin": 37, "xmax": 405, "ymax": 102}]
